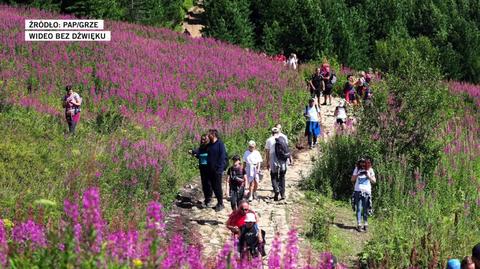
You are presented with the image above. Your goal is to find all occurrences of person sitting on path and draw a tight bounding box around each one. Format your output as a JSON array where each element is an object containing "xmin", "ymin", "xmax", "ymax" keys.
[
  {"xmin": 304, "ymin": 98, "xmax": 321, "ymax": 149},
  {"xmin": 351, "ymin": 158, "xmax": 376, "ymax": 232},
  {"xmin": 343, "ymin": 75, "xmax": 357, "ymax": 104},
  {"xmin": 226, "ymin": 200, "xmax": 258, "ymax": 235},
  {"xmin": 265, "ymin": 127, "xmax": 289, "ymax": 201},
  {"xmin": 238, "ymin": 212, "xmax": 266, "ymax": 259},
  {"xmin": 334, "ymin": 99, "xmax": 348, "ymax": 132},
  {"xmin": 189, "ymin": 134, "xmax": 211, "ymax": 208},
  {"xmin": 461, "ymin": 256, "xmax": 475, "ymax": 269},
  {"xmin": 62, "ymin": 85, "xmax": 82, "ymax": 135},
  {"xmin": 472, "ymin": 243, "xmax": 480, "ymax": 268},
  {"xmin": 227, "ymin": 155, "xmax": 247, "ymax": 211},
  {"xmin": 243, "ymin": 141, "xmax": 263, "ymax": 202},
  {"xmin": 309, "ymin": 67, "xmax": 323, "ymax": 105},
  {"xmin": 206, "ymin": 129, "xmax": 227, "ymax": 212},
  {"xmin": 321, "ymin": 71, "xmax": 337, "ymax": 106}
]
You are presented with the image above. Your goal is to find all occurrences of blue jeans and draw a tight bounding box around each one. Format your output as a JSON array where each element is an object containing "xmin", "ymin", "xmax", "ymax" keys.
[{"xmin": 354, "ymin": 191, "xmax": 369, "ymax": 225}]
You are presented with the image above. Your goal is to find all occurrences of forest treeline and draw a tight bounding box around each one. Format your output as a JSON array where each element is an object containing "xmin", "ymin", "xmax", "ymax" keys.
[
  {"xmin": 0, "ymin": 0, "xmax": 187, "ymax": 28},
  {"xmin": 203, "ymin": 0, "xmax": 480, "ymax": 83}
]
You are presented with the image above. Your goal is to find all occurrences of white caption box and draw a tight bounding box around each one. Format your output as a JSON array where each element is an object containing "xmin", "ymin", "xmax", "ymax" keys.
[
  {"xmin": 25, "ymin": 31, "xmax": 111, "ymax": 41},
  {"xmin": 25, "ymin": 19, "xmax": 104, "ymax": 30}
]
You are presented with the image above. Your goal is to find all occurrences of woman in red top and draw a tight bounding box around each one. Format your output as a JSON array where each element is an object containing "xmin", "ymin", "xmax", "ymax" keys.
[
  {"xmin": 63, "ymin": 85, "xmax": 82, "ymax": 134},
  {"xmin": 226, "ymin": 200, "xmax": 258, "ymax": 235}
]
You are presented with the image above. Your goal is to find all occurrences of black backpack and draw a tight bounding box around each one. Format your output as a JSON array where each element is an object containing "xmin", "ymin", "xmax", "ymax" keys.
[{"xmin": 274, "ymin": 136, "xmax": 290, "ymax": 163}]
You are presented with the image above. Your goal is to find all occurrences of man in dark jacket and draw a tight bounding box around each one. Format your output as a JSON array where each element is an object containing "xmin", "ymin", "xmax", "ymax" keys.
[{"xmin": 207, "ymin": 129, "xmax": 227, "ymax": 212}]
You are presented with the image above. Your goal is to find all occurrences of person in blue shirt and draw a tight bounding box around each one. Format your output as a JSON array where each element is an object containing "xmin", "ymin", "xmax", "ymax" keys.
[{"xmin": 189, "ymin": 134, "xmax": 211, "ymax": 209}]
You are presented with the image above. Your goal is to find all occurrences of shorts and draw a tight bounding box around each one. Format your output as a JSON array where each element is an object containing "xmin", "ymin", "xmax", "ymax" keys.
[
  {"xmin": 247, "ymin": 174, "xmax": 260, "ymax": 183},
  {"xmin": 336, "ymin": 118, "xmax": 345, "ymax": 124},
  {"xmin": 323, "ymin": 87, "xmax": 333, "ymax": 95},
  {"xmin": 311, "ymin": 89, "xmax": 321, "ymax": 98}
]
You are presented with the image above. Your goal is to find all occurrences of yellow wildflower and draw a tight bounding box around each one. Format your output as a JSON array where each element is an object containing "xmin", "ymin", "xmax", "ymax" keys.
[{"xmin": 133, "ymin": 258, "xmax": 143, "ymax": 267}]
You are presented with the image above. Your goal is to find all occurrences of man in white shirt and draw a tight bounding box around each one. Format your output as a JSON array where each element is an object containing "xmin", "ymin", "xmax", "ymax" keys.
[
  {"xmin": 275, "ymin": 123, "xmax": 293, "ymax": 165},
  {"xmin": 265, "ymin": 127, "xmax": 287, "ymax": 201}
]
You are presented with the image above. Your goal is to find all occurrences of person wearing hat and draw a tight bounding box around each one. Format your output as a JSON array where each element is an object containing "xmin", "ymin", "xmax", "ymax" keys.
[
  {"xmin": 265, "ymin": 127, "xmax": 288, "ymax": 201},
  {"xmin": 238, "ymin": 212, "xmax": 265, "ymax": 259},
  {"xmin": 447, "ymin": 259, "xmax": 461, "ymax": 269},
  {"xmin": 351, "ymin": 158, "xmax": 376, "ymax": 232},
  {"xmin": 304, "ymin": 98, "xmax": 321, "ymax": 149},
  {"xmin": 334, "ymin": 99, "xmax": 348, "ymax": 131},
  {"xmin": 472, "ymin": 243, "xmax": 480, "ymax": 268},
  {"xmin": 226, "ymin": 155, "xmax": 247, "ymax": 211},
  {"xmin": 226, "ymin": 200, "xmax": 258, "ymax": 234},
  {"xmin": 62, "ymin": 85, "xmax": 82, "ymax": 134},
  {"xmin": 243, "ymin": 140, "xmax": 263, "ymax": 202}
]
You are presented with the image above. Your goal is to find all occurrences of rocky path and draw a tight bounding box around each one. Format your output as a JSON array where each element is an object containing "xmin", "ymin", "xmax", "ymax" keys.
[
  {"xmin": 181, "ymin": 0, "xmax": 204, "ymax": 38},
  {"xmin": 169, "ymin": 97, "xmax": 341, "ymax": 263}
]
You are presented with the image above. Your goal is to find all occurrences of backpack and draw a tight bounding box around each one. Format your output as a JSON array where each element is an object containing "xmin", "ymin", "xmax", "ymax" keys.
[{"xmin": 274, "ymin": 136, "xmax": 290, "ymax": 163}]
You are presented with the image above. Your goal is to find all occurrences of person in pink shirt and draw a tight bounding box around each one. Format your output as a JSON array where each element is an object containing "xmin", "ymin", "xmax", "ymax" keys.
[{"xmin": 62, "ymin": 85, "xmax": 82, "ymax": 134}]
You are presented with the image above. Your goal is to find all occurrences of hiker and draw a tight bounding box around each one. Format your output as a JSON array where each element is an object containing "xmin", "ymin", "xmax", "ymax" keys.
[
  {"xmin": 309, "ymin": 67, "xmax": 323, "ymax": 105},
  {"xmin": 334, "ymin": 99, "xmax": 348, "ymax": 130},
  {"xmin": 343, "ymin": 75, "xmax": 357, "ymax": 104},
  {"xmin": 287, "ymin": 53, "xmax": 298, "ymax": 70},
  {"xmin": 206, "ymin": 129, "xmax": 227, "ymax": 212},
  {"xmin": 275, "ymin": 124, "xmax": 293, "ymax": 165},
  {"xmin": 461, "ymin": 256, "xmax": 475, "ymax": 269},
  {"xmin": 227, "ymin": 155, "xmax": 247, "ymax": 211},
  {"xmin": 238, "ymin": 212, "xmax": 266, "ymax": 259},
  {"xmin": 243, "ymin": 140, "xmax": 263, "ymax": 202},
  {"xmin": 226, "ymin": 200, "xmax": 258, "ymax": 234},
  {"xmin": 351, "ymin": 158, "xmax": 376, "ymax": 232},
  {"xmin": 189, "ymin": 134, "xmax": 211, "ymax": 208},
  {"xmin": 320, "ymin": 58, "xmax": 331, "ymax": 79},
  {"xmin": 472, "ymin": 243, "xmax": 480, "ymax": 268},
  {"xmin": 304, "ymin": 98, "xmax": 321, "ymax": 149},
  {"xmin": 62, "ymin": 85, "xmax": 82, "ymax": 134},
  {"xmin": 265, "ymin": 127, "xmax": 289, "ymax": 201},
  {"xmin": 321, "ymin": 71, "xmax": 337, "ymax": 106},
  {"xmin": 447, "ymin": 259, "xmax": 461, "ymax": 269}
]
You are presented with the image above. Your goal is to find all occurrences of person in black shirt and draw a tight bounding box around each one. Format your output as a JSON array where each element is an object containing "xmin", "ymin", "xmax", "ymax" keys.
[
  {"xmin": 309, "ymin": 67, "xmax": 323, "ymax": 105},
  {"xmin": 189, "ymin": 134, "xmax": 211, "ymax": 208},
  {"xmin": 207, "ymin": 129, "xmax": 227, "ymax": 212},
  {"xmin": 227, "ymin": 155, "xmax": 247, "ymax": 210}
]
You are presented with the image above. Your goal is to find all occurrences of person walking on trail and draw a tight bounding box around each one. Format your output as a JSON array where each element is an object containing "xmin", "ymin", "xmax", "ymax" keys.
[
  {"xmin": 265, "ymin": 127, "xmax": 289, "ymax": 201},
  {"xmin": 351, "ymin": 158, "xmax": 376, "ymax": 232},
  {"xmin": 227, "ymin": 155, "xmax": 247, "ymax": 211},
  {"xmin": 334, "ymin": 99, "xmax": 348, "ymax": 131},
  {"xmin": 344, "ymin": 75, "xmax": 357, "ymax": 105},
  {"xmin": 243, "ymin": 141, "xmax": 263, "ymax": 202},
  {"xmin": 62, "ymin": 85, "xmax": 82, "ymax": 134},
  {"xmin": 309, "ymin": 67, "xmax": 323, "ymax": 105},
  {"xmin": 276, "ymin": 124, "xmax": 293, "ymax": 165},
  {"xmin": 238, "ymin": 213, "xmax": 266, "ymax": 259},
  {"xmin": 206, "ymin": 129, "xmax": 227, "ymax": 212},
  {"xmin": 287, "ymin": 53, "xmax": 298, "ymax": 70},
  {"xmin": 472, "ymin": 243, "xmax": 480, "ymax": 268},
  {"xmin": 189, "ymin": 134, "xmax": 211, "ymax": 208},
  {"xmin": 226, "ymin": 200, "xmax": 258, "ymax": 235},
  {"xmin": 321, "ymin": 71, "xmax": 337, "ymax": 106},
  {"xmin": 304, "ymin": 98, "xmax": 321, "ymax": 149}
]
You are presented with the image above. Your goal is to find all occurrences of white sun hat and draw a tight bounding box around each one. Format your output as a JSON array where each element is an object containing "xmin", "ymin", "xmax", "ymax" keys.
[
  {"xmin": 248, "ymin": 140, "xmax": 256, "ymax": 147},
  {"xmin": 245, "ymin": 212, "xmax": 256, "ymax": 223}
]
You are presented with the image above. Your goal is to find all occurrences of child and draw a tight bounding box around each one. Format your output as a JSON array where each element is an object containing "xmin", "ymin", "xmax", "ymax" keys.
[
  {"xmin": 238, "ymin": 213, "xmax": 265, "ymax": 259},
  {"xmin": 334, "ymin": 99, "xmax": 348, "ymax": 130},
  {"xmin": 243, "ymin": 140, "xmax": 263, "ymax": 202},
  {"xmin": 227, "ymin": 155, "xmax": 247, "ymax": 211}
]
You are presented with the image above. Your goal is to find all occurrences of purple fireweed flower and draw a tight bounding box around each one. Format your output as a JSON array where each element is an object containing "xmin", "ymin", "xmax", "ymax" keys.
[
  {"xmin": 186, "ymin": 245, "xmax": 204, "ymax": 269},
  {"xmin": 107, "ymin": 230, "xmax": 140, "ymax": 263},
  {"xmin": 12, "ymin": 220, "xmax": 47, "ymax": 252},
  {"xmin": 216, "ymin": 241, "xmax": 233, "ymax": 269},
  {"xmin": 268, "ymin": 233, "xmax": 282, "ymax": 269},
  {"xmin": 284, "ymin": 229, "xmax": 299, "ymax": 269},
  {"xmin": 162, "ymin": 235, "xmax": 185, "ymax": 268},
  {"xmin": 146, "ymin": 201, "xmax": 165, "ymax": 237},
  {"xmin": 0, "ymin": 220, "xmax": 8, "ymax": 268},
  {"xmin": 82, "ymin": 187, "xmax": 105, "ymax": 253}
]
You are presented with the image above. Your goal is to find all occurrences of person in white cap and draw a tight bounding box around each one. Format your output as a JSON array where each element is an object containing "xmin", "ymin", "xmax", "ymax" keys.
[
  {"xmin": 243, "ymin": 140, "xmax": 263, "ymax": 202},
  {"xmin": 265, "ymin": 127, "xmax": 288, "ymax": 201},
  {"xmin": 238, "ymin": 212, "xmax": 265, "ymax": 259},
  {"xmin": 334, "ymin": 99, "xmax": 348, "ymax": 131}
]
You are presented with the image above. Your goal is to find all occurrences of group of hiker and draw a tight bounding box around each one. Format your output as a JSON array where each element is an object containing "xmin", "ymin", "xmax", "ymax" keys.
[{"xmin": 446, "ymin": 243, "xmax": 480, "ymax": 269}]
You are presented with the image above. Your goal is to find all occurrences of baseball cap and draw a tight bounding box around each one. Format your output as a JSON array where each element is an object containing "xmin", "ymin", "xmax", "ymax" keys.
[
  {"xmin": 248, "ymin": 140, "xmax": 256, "ymax": 147},
  {"xmin": 245, "ymin": 213, "xmax": 256, "ymax": 223}
]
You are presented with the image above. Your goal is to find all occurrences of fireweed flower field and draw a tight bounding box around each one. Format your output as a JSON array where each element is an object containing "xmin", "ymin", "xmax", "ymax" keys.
[{"xmin": 0, "ymin": 6, "xmax": 307, "ymax": 219}]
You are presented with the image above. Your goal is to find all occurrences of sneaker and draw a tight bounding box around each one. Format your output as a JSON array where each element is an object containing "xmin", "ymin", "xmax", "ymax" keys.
[
  {"xmin": 321, "ymin": 102, "xmax": 327, "ymax": 106},
  {"xmin": 273, "ymin": 193, "xmax": 279, "ymax": 201},
  {"xmin": 248, "ymin": 194, "xmax": 253, "ymax": 202},
  {"xmin": 214, "ymin": 204, "xmax": 224, "ymax": 212},
  {"xmin": 200, "ymin": 200, "xmax": 212, "ymax": 209}
]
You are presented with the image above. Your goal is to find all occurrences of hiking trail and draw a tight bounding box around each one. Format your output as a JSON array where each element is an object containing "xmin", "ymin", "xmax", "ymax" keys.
[
  {"xmin": 181, "ymin": 0, "xmax": 204, "ymax": 38},
  {"xmin": 169, "ymin": 96, "xmax": 370, "ymax": 266}
]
